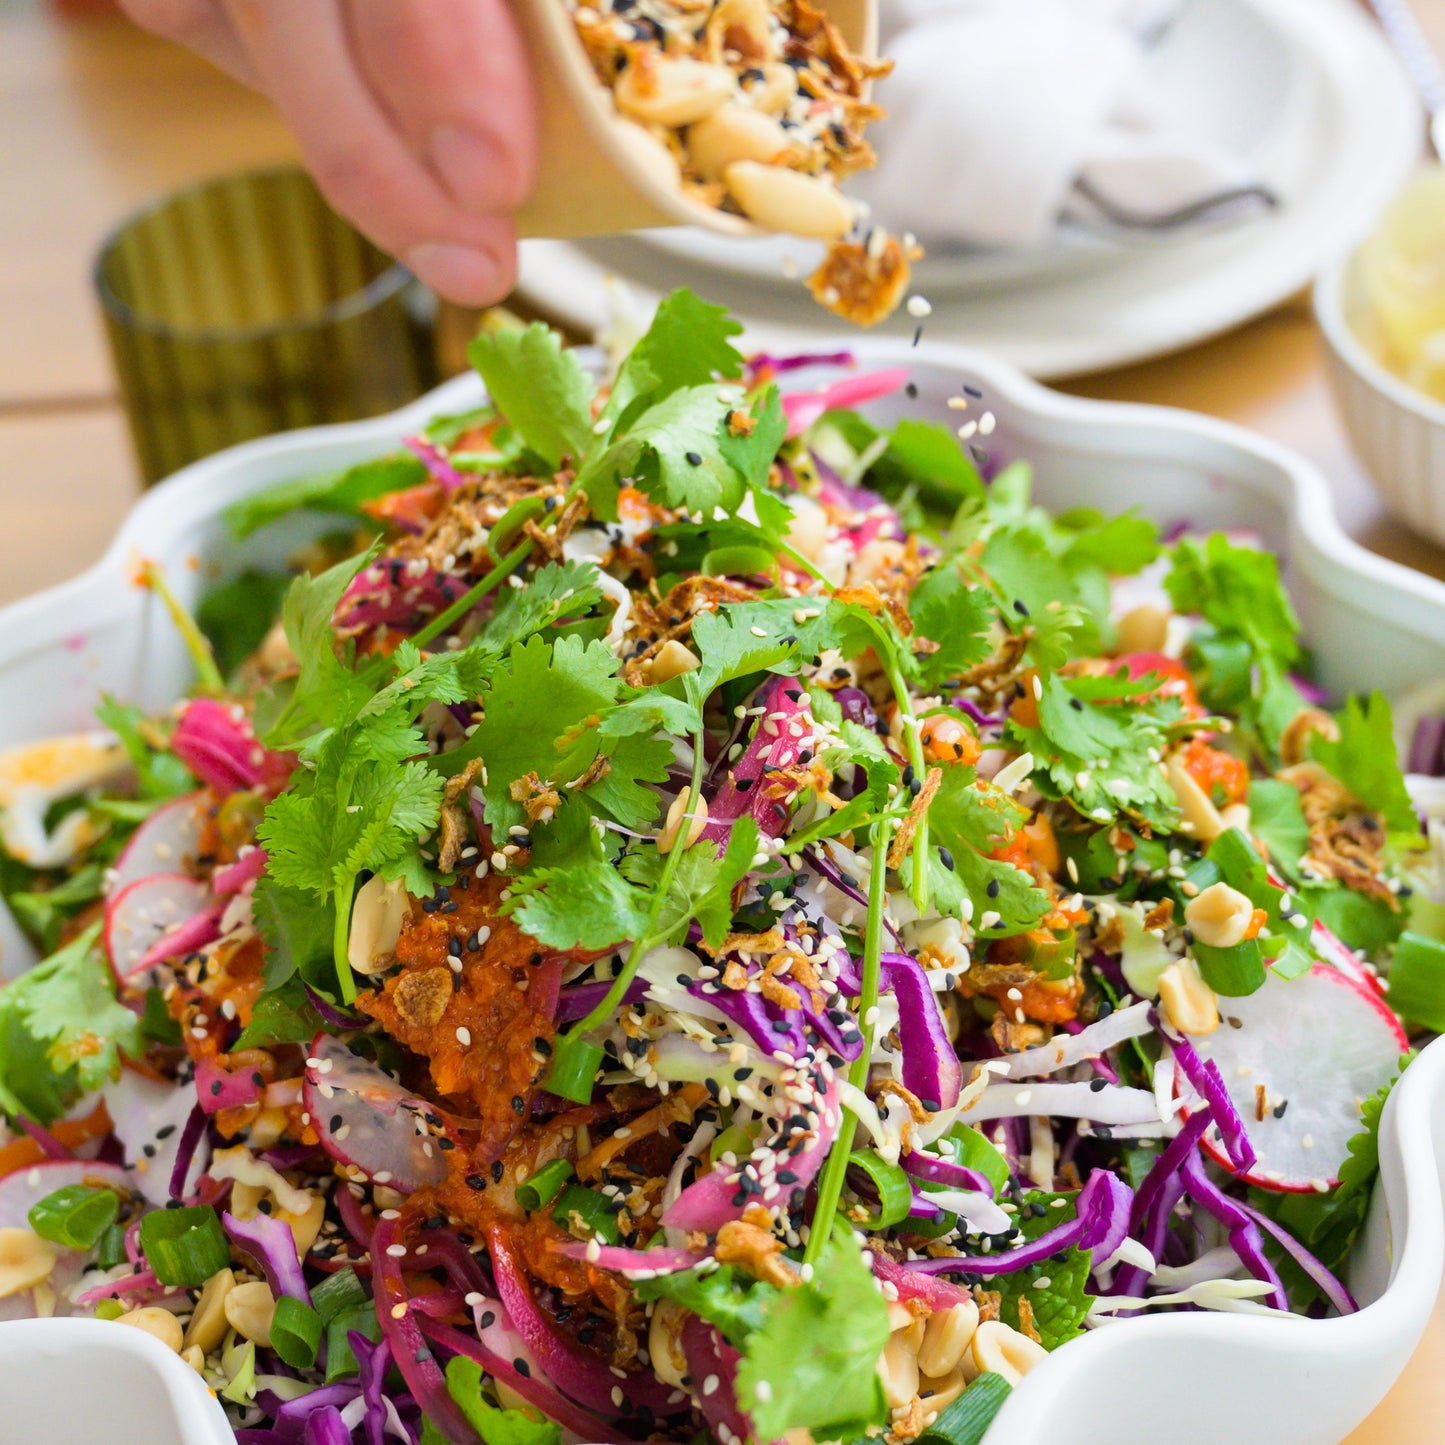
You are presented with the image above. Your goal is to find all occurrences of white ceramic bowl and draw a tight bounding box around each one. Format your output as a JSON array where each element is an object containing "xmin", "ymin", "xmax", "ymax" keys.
[
  {"xmin": 2, "ymin": 344, "xmax": 1444, "ymax": 1445},
  {"xmin": 1316, "ymin": 248, "xmax": 1445, "ymax": 549}
]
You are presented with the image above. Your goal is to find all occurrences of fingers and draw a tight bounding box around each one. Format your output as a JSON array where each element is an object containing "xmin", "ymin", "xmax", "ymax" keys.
[
  {"xmin": 219, "ymin": 0, "xmax": 526, "ymax": 305},
  {"xmin": 117, "ymin": 0, "xmax": 258, "ymax": 87},
  {"xmin": 344, "ymin": 0, "xmax": 537, "ymax": 216}
]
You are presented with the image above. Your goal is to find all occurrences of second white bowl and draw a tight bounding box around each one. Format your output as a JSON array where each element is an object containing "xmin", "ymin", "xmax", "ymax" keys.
[{"xmin": 1316, "ymin": 247, "xmax": 1445, "ymax": 549}]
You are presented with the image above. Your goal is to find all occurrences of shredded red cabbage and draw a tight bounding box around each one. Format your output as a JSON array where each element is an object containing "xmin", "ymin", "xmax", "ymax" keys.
[{"xmin": 223, "ymin": 1209, "xmax": 313, "ymax": 1304}]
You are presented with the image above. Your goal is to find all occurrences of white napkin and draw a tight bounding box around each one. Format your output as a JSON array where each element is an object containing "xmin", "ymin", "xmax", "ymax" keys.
[{"xmin": 854, "ymin": 0, "xmax": 1262, "ymax": 250}]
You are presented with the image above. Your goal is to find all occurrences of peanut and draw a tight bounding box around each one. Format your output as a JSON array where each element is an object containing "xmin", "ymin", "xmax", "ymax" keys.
[
  {"xmin": 0, "ymin": 1228, "xmax": 57, "ymax": 1298},
  {"xmin": 116, "ymin": 1306, "xmax": 184, "ymax": 1354},
  {"xmin": 969, "ymin": 1320, "xmax": 1049, "ymax": 1386},
  {"xmin": 1113, "ymin": 604, "xmax": 1170, "ymax": 656},
  {"xmin": 182, "ymin": 1267, "xmax": 236, "ymax": 1355},
  {"xmin": 658, "ymin": 786, "xmax": 709, "ymax": 855},
  {"xmin": 1165, "ymin": 753, "xmax": 1226, "ymax": 843},
  {"xmin": 347, "ymin": 873, "xmax": 409, "ymax": 976},
  {"xmin": 614, "ymin": 120, "xmax": 682, "ymax": 191},
  {"xmin": 643, "ymin": 640, "xmax": 700, "ymax": 685},
  {"xmin": 1184, "ymin": 881, "xmax": 1255, "ymax": 950},
  {"xmin": 223, "ymin": 1280, "xmax": 276, "ymax": 1347},
  {"xmin": 617, "ymin": 57, "xmax": 735, "ymax": 128},
  {"xmin": 742, "ymin": 61, "xmax": 799, "ymax": 114},
  {"xmin": 880, "ymin": 1328, "xmax": 921, "ymax": 1409},
  {"xmin": 1157, "ymin": 957, "xmax": 1219, "ymax": 1036},
  {"xmin": 917, "ymin": 1301, "xmax": 981, "ymax": 1378},
  {"xmin": 688, "ymin": 104, "xmax": 791, "ymax": 180},
  {"xmin": 648, "ymin": 1299, "xmax": 691, "ymax": 1390},
  {"xmin": 724, "ymin": 162, "xmax": 854, "ymax": 239}
]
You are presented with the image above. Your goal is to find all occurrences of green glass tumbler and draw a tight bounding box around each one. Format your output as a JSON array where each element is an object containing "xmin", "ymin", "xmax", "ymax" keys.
[{"xmin": 94, "ymin": 166, "xmax": 437, "ymax": 485}]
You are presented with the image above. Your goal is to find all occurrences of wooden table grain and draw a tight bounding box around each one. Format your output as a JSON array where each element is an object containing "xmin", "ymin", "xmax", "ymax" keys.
[{"xmin": 2, "ymin": 4, "xmax": 1445, "ymax": 1441}]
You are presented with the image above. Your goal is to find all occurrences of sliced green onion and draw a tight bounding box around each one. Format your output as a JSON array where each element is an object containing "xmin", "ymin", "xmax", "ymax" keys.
[
  {"xmin": 543, "ymin": 1036, "xmax": 605, "ymax": 1105},
  {"xmin": 28, "ymin": 1184, "xmax": 119, "ymax": 1251},
  {"xmin": 95, "ymin": 1221, "xmax": 129, "ymax": 1271},
  {"xmin": 139, "ymin": 1205, "xmax": 230, "ymax": 1287},
  {"xmin": 916, "ymin": 1372, "xmax": 1012, "ymax": 1445},
  {"xmin": 1191, "ymin": 939, "xmax": 1267, "ymax": 997},
  {"xmin": 311, "ymin": 1265, "xmax": 367, "ymax": 1325},
  {"xmin": 551, "ymin": 1185, "xmax": 622, "ymax": 1245},
  {"xmin": 906, "ymin": 1208, "xmax": 958, "ymax": 1240},
  {"xmin": 941, "ymin": 1124, "xmax": 1012, "ymax": 1195},
  {"xmin": 325, "ymin": 1304, "xmax": 382, "ymax": 1382},
  {"xmin": 847, "ymin": 1150, "xmax": 913, "ymax": 1230},
  {"xmin": 93, "ymin": 1298, "xmax": 126, "ymax": 1321},
  {"xmin": 517, "ymin": 1159, "xmax": 574, "ymax": 1213},
  {"xmin": 271, "ymin": 1295, "xmax": 323, "ymax": 1369},
  {"xmin": 1387, "ymin": 931, "xmax": 1445, "ymax": 1031}
]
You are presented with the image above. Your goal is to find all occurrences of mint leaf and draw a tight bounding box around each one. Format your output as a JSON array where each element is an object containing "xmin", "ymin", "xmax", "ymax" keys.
[
  {"xmin": 1248, "ymin": 778, "xmax": 1311, "ymax": 879},
  {"xmin": 224, "ymin": 454, "xmax": 425, "ymax": 539},
  {"xmin": 468, "ymin": 323, "xmax": 597, "ymax": 470},
  {"xmin": 990, "ymin": 1189, "xmax": 1093, "ymax": 1349},
  {"xmin": 1311, "ymin": 692, "xmax": 1418, "ymax": 835},
  {"xmin": 198, "ymin": 569, "xmax": 289, "ymax": 678}
]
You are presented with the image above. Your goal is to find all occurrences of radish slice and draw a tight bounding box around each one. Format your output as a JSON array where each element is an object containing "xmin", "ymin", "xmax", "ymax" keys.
[
  {"xmin": 103, "ymin": 1069, "xmax": 209, "ymax": 1206},
  {"xmin": 0, "ymin": 1159, "xmax": 135, "ymax": 1229},
  {"xmin": 104, "ymin": 872, "xmax": 212, "ymax": 984},
  {"xmin": 106, "ymin": 792, "xmax": 206, "ymax": 899},
  {"xmin": 1310, "ymin": 918, "xmax": 1387, "ymax": 998},
  {"xmin": 1189, "ymin": 965, "xmax": 1408, "ymax": 1192},
  {"xmin": 303, "ymin": 1033, "xmax": 450, "ymax": 1192}
]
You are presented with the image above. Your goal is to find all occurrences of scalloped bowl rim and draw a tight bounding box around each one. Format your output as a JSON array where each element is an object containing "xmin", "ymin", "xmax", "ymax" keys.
[{"xmin": 0, "ymin": 340, "xmax": 1442, "ymax": 1445}]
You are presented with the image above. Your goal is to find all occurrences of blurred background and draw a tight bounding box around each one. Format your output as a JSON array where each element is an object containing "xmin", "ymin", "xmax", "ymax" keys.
[{"xmin": 8, "ymin": 0, "xmax": 1445, "ymax": 607}]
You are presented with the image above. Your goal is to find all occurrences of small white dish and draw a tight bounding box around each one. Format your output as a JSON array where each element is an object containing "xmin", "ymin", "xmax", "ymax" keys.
[
  {"xmin": 519, "ymin": 0, "xmax": 1421, "ymax": 377},
  {"xmin": 2, "ymin": 341, "xmax": 1445, "ymax": 1442},
  {"xmin": 1316, "ymin": 244, "xmax": 1445, "ymax": 550}
]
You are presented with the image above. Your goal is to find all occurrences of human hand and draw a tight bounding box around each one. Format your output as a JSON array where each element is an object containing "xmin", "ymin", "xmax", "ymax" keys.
[{"xmin": 120, "ymin": 0, "xmax": 536, "ymax": 305}]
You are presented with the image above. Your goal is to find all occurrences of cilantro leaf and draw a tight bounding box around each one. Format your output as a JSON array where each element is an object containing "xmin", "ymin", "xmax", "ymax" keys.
[
  {"xmin": 690, "ymin": 597, "xmax": 876, "ymax": 696},
  {"xmin": 911, "ymin": 769, "xmax": 1050, "ymax": 936},
  {"xmin": 605, "ymin": 288, "xmax": 745, "ymax": 424},
  {"xmin": 719, "ymin": 385, "xmax": 789, "ymax": 493},
  {"xmin": 585, "ymin": 385, "xmax": 742, "ymax": 518},
  {"xmin": 0, "ymin": 923, "xmax": 142, "ymax": 1122},
  {"xmin": 732, "ymin": 1224, "xmax": 890, "ymax": 1443},
  {"xmin": 464, "ymin": 636, "xmax": 622, "ymax": 831},
  {"xmin": 617, "ymin": 817, "xmax": 760, "ymax": 950},
  {"xmin": 585, "ymin": 731, "xmax": 673, "ymax": 832},
  {"xmin": 232, "ymin": 978, "xmax": 326, "ymax": 1050},
  {"xmin": 1311, "ymin": 692, "xmax": 1418, "ymax": 834},
  {"xmin": 1166, "ymin": 534, "xmax": 1300, "ymax": 670},
  {"xmin": 467, "ymin": 323, "xmax": 597, "ymax": 470},
  {"xmin": 477, "ymin": 560, "xmax": 604, "ymax": 656},
  {"xmin": 255, "ymin": 549, "xmax": 380, "ymax": 753},
  {"xmin": 908, "ymin": 565, "xmax": 994, "ymax": 690},
  {"xmin": 1009, "ymin": 672, "xmax": 1180, "ymax": 828},
  {"xmin": 634, "ymin": 1263, "xmax": 777, "ymax": 1346},
  {"xmin": 94, "ymin": 696, "xmax": 194, "ymax": 800}
]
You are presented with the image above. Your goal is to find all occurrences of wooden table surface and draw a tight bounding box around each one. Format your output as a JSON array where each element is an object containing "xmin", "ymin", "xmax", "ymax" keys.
[{"xmin": 4, "ymin": 2, "xmax": 1445, "ymax": 1439}]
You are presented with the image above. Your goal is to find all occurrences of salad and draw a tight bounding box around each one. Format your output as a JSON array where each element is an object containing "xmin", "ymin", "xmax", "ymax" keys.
[{"xmin": 0, "ymin": 291, "xmax": 1443, "ymax": 1445}]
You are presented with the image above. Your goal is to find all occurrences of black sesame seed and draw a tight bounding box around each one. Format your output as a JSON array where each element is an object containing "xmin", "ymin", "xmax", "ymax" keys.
[
  {"xmin": 491, "ymin": 1161, "xmax": 505, "ymax": 1183},
  {"xmin": 986, "ymin": 878, "xmax": 1000, "ymax": 899},
  {"xmin": 685, "ymin": 451, "xmax": 702, "ymax": 467}
]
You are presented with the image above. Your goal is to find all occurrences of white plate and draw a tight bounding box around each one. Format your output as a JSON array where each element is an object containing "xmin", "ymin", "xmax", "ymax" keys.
[
  {"xmin": 635, "ymin": 0, "xmax": 1298, "ymax": 297},
  {"xmin": 2, "ymin": 342, "xmax": 1445, "ymax": 1443},
  {"xmin": 517, "ymin": 0, "xmax": 1422, "ymax": 377}
]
